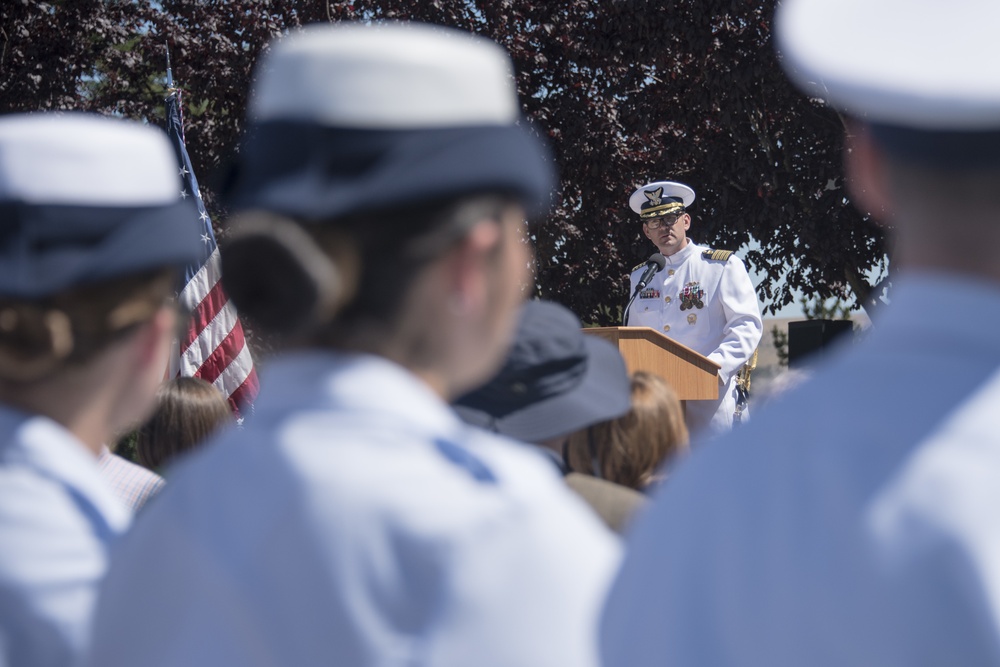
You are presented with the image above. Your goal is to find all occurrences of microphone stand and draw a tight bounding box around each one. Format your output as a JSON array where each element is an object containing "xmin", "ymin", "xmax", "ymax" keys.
[
  {"xmin": 622, "ymin": 253, "xmax": 666, "ymax": 326},
  {"xmin": 622, "ymin": 290, "xmax": 641, "ymax": 327}
]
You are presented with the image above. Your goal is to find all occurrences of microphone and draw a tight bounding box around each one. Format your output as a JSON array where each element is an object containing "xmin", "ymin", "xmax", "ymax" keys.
[
  {"xmin": 622, "ymin": 253, "xmax": 667, "ymax": 326},
  {"xmin": 635, "ymin": 253, "xmax": 666, "ymax": 291}
]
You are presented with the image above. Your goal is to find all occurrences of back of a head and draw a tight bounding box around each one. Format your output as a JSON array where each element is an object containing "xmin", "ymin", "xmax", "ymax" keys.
[
  {"xmin": 566, "ymin": 371, "xmax": 689, "ymax": 490},
  {"xmin": 0, "ymin": 114, "xmax": 201, "ymax": 388},
  {"xmin": 136, "ymin": 377, "xmax": 233, "ymax": 471},
  {"xmin": 219, "ymin": 23, "xmax": 554, "ymax": 359}
]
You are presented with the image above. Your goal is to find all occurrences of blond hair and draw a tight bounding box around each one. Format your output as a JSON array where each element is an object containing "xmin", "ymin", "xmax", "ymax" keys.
[
  {"xmin": 566, "ymin": 371, "xmax": 688, "ymax": 490},
  {"xmin": 136, "ymin": 377, "xmax": 233, "ymax": 471}
]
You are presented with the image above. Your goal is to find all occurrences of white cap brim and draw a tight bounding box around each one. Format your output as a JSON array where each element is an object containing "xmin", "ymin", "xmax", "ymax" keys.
[
  {"xmin": 629, "ymin": 181, "xmax": 695, "ymax": 215},
  {"xmin": 776, "ymin": 0, "xmax": 1000, "ymax": 130}
]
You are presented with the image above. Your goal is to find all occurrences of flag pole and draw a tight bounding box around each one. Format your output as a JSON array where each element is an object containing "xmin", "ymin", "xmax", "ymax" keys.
[
  {"xmin": 166, "ymin": 43, "xmax": 174, "ymax": 89},
  {"xmin": 165, "ymin": 41, "xmax": 180, "ymax": 382}
]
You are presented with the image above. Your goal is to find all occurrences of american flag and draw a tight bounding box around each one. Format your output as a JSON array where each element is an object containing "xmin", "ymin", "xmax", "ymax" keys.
[{"xmin": 165, "ymin": 87, "xmax": 259, "ymax": 415}]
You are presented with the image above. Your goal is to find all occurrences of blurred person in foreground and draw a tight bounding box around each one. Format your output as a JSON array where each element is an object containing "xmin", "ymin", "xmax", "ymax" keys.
[
  {"xmin": 135, "ymin": 376, "xmax": 232, "ymax": 472},
  {"xmin": 0, "ymin": 114, "xmax": 200, "ymax": 667},
  {"xmin": 565, "ymin": 371, "xmax": 688, "ymax": 492},
  {"xmin": 600, "ymin": 0, "xmax": 1000, "ymax": 665},
  {"xmin": 455, "ymin": 300, "xmax": 646, "ymax": 534},
  {"xmin": 86, "ymin": 23, "xmax": 620, "ymax": 667}
]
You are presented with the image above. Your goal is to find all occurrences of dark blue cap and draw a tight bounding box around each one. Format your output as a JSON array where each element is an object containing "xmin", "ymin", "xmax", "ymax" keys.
[
  {"xmin": 224, "ymin": 121, "xmax": 554, "ymax": 221},
  {"xmin": 453, "ymin": 300, "xmax": 632, "ymax": 442},
  {"xmin": 868, "ymin": 124, "xmax": 1000, "ymax": 169}
]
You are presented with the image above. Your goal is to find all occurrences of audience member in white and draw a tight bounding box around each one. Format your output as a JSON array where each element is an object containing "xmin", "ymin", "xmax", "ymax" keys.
[
  {"xmin": 0, "ymin": 114, "xmax": 201, "ymax": 667},
  {"xmin": 87, "ymin": 23, "xmax": 620, "ymax": 667}
]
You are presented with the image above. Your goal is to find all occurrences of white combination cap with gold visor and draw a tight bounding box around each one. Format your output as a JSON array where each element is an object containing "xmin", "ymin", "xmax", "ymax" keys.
[{"xmin": 628, "ymin": 181, "xmax": 695, "ymax": 220}]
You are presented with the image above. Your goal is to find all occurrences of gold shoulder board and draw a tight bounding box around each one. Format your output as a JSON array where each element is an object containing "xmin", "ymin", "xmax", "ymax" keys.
[
  {"xmin": 631, "ymin": 262, "xmax": 646, "ymax": 272},
  {"xmin": 702, "ymin": 249, "xmax": 734, "ymax": 262}
]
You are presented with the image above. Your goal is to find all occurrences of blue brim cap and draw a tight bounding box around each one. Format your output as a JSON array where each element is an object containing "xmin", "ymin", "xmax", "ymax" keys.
[
  {"xmin": 454, "ymin": 335, "xmax": 631, "ymax": 442},
  {"xmin": 867, "ymin": 125, "xmax": 1000, "ymax": 169},
  {"xmin": 0, "ymin": 200, "xmax": 202, "ymax": 298},
  {"xmin": 0, "ymin": 113, "xmax": 203, "ymax": 299},
  {"xmin": 454, "ymin": 301, "xmax": 632, "ymax": 442},
  {"xmin": 223, "ymin": 120, "xmax": 554, "ymax": 220}
]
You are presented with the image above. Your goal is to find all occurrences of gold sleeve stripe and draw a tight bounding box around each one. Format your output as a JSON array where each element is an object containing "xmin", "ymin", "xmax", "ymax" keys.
[{"xmin": 702, "ymin": 249, "xmax": 734, "ymax": 261}]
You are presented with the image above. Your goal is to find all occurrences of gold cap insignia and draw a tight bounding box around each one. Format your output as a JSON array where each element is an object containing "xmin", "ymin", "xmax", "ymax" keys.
[{"xmin": 644, "ymin": 187, "xmax": 664, "ymax": 207}]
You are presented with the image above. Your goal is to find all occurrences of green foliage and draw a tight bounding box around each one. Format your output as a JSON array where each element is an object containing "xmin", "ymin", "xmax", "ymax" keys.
[
  {"xmin": 1, "ymin": 0, "xmax": 889, "ymax": 324},
  {"xmin": 114, "ymin": 429, "xmax": 139, "ymax": 464},
  {"xmin": 802, "ymin": 296, "xmax": 854, "ymax": 321},
  {"xmin": 771, "ymin": 324, "xmax": 789, "ymax": 368}
]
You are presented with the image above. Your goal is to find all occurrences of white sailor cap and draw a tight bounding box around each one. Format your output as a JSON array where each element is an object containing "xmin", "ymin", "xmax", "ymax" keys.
[
  {"xmin": 776, "ymin": 0, "xmax": 1000, "ymax": 165},
  {"xmin": 628, "ymin": 181, "xmax": 695, "ymax": 219},
  {"xmin": 0, "ymin": 113, "xmax": 201, "ymax": 298},
  {"xmin": 223, "ymin": 22, "xmax": 555, "ymax": 221}
]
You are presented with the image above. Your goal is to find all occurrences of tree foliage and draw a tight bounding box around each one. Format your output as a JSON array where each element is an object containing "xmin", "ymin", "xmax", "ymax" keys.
[{"xmin": 1, "ymin": 0, "xmax": 888, "ymax": 323}]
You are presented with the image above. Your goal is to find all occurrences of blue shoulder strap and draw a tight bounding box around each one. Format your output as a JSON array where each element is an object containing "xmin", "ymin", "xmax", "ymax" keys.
[{"xmin": 433, "ymin": 438, "xmax": 497, "ymax": 484}]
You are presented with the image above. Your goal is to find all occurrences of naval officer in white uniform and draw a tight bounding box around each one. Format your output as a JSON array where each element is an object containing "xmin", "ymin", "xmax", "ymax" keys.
[
  {"xmin": 626, "ymin": 181, "xmax": 762, "ymax": 436},
  {"xmin": 0, "ymin": 114, "xmax": 201, "ymax": 667},
  {"xmin": 602, "ymin": 1, "xmax": 1000, "ymax": 666},
  {"xmin": 87, "ymin": 23, "xmax": 620, "ymax": 667}
]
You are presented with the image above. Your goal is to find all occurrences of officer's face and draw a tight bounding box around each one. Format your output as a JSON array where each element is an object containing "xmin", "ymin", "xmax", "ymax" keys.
[{"xmin": 643, "ymin": 212, "xmax": 690, "ymax": 256}]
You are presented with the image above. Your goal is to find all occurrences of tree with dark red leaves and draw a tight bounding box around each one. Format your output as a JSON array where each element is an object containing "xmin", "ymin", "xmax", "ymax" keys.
[{"xmin": 0, "ymin": 0, "xmax": 888, "ymax": 323}]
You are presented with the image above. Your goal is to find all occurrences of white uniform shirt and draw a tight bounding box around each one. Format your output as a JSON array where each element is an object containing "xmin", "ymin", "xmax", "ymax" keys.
[
  {"xmin": 0, "ymin": 406, "xmax": 131, "ymax": 667},
  {"xmin": 626, "ymin": 240, "xmax": 762, "ymax": 435},
  {"xmin": 87, "ymin": 351, "xmax": 621, "ymax": 667},
  {"xmin": 602, "ymin": 272, "xmax": 1000, "ymax": 666}
]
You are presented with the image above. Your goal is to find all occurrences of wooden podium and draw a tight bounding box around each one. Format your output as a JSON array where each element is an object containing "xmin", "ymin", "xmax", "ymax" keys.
[{"xmin": 582, "ymin": 327, "xmax": 720, "ymax": 400}]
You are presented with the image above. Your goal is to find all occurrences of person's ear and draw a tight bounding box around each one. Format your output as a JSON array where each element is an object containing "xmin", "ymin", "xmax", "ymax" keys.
[
  {"xmin": 133, "ymin": 306, "xmax": 178, "ymax": 375},
  {"xmin": 446, "ymin": 219, "xmax": 502, "ymax": 316},
  {"xmin": 107, "ymin": 306, "xmax": 179, "ymax": 440},
  {"xmin": 642, "ymin": 223, "xmax": 653, "ymax": 240},
  {"xmin": 681, "ymin": 213, "xmax": 691, "ymax": 231},
  {"xmin": 844, "ymin": 122, "xmax": 894, "ymax": 223}
]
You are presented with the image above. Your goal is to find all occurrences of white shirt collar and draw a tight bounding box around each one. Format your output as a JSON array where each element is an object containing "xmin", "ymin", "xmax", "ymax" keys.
[
  {"xmin": 0, "ymin": 404, "xmax": 131, "ymax": 532},
  {"xmin": 256, "ymin": 350, "xmax": 463, "ymax": 437},
  {"xmin": 663, "ymin": 239, "xmax": 699, "ymax": 266}
]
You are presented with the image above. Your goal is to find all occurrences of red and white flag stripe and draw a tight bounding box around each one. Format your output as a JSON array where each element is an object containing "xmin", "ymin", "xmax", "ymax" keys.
[
  {"xmin": 178, "ymin": 248, "xmax": 259, "ymax": 413},
  {"xmin": 166, "ymin": 86, "xmax": 259, "ymax": 415}
]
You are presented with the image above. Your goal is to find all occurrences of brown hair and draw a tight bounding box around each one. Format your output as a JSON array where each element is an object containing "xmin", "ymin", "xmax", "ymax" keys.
[
  {"xmin": 565, "ymin": 371, "xmax": 689, "ymax": 490},
  {"xmin": 136, "ymin": 376, "xmax": 233, "ymax": 471},
  {"xmin": 0, "ymin": 269, "xmax": 178, "ymax": 384},
  {"xmin": 221, "ymin": 195, "xmax": 518, "ymax": 352}
]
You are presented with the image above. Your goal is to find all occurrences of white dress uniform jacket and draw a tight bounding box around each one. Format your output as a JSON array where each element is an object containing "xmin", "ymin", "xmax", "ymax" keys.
[
  {"xmin": 0, "ymin": 406, "xmax": 131, "ymax": 667},
  {"xmin": 627, "ymin": 240, "xmax": 762, "ymax": 435},
  {"xmin": 87, "ymin": 351, "xmax": 621, "ymax": 667},
  {"xmin": 602, "ymin": 273, "xmax": 1000, "ymax": 666}
]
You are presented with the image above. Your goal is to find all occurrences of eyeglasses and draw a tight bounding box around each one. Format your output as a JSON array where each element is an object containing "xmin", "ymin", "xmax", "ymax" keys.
[{"xmin": 644, "ymin": 214, "xmax": 684, "ymax": 230}]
